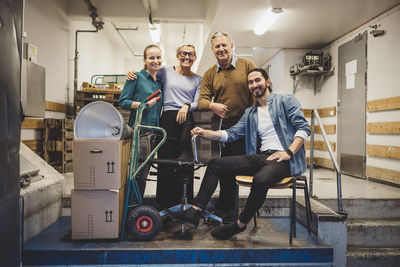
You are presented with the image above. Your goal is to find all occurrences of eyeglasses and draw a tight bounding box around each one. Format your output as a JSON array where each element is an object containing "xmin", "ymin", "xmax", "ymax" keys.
[{"xmin": 178, "ymin": 51, "xmax": 195, "ymax": 58}]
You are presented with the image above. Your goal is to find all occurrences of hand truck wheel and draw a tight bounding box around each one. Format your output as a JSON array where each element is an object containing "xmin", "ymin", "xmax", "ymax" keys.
[{"xmin": 126, "ymin": 205, "xmax": 162, "ymax": 241}]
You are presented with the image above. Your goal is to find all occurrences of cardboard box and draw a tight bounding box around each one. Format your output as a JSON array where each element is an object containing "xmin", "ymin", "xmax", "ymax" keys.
[
  {"xmin": 73, "ymin": 139, "xmax": 131, "ymax": 190},
  {"xmin": 71, "ymin": 189, "xmax": 125, "ymax": 240}
]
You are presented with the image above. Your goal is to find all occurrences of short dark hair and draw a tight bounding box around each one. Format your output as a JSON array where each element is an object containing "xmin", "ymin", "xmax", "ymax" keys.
[{"xmin": 247, "ymin": 68, "xmax": 272, "ymax": 92}]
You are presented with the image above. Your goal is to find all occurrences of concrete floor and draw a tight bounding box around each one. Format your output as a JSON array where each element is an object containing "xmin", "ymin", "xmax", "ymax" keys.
[{"xmin": 63, "ymin": 167, "xmax": 400, "ymax": 200}]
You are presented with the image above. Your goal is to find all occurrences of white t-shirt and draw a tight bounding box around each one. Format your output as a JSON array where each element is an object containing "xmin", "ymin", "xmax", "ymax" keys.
[{"xmin": 257, "ymin": 105, "xmax": 284, "ymax": 151}]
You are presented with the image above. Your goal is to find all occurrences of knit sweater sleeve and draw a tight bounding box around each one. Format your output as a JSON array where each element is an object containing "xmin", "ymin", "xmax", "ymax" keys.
[{"xmin": 198, "ymin": 66, "xmax": 216, "ymax": 110}]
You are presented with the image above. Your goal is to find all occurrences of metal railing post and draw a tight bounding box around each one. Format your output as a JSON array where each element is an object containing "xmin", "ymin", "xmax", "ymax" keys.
[
  {"xmin": 337, "ymin": 172, "xmax": 343, "ymax": 211},
  {"xmin": 312, "ymin": 109, "xmax": 343, "ymax": 212},
  {"xmin": 310, "ymin": 110, "xmax": 315, "ymax": 197}
]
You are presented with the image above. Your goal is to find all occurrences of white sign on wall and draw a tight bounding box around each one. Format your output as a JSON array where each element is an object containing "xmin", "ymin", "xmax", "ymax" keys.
[{"xmin": 345, "ymin": 59, "xmax": 357, "ymax": 89}]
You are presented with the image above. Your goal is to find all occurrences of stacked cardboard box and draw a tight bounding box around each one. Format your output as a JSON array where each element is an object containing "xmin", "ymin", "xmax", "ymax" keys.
[{"xmin": 71, "ymin": 139, "xmax": 131, "ymax": 240}]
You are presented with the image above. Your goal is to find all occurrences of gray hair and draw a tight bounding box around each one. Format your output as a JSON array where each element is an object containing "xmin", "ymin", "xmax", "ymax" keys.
[
  {"xmin": 176, "ymin": 44, "xmax": 196, "ymax": 56},
  {"xmin": 211, "ymin": 31, "xmax": 233, "ymax": 45}
]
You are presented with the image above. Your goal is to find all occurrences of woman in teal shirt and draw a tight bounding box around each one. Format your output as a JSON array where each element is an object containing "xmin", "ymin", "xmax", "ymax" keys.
[
  {"xmin": 119, "ymin": 44, "xmax": 163, "ymax": 197},
  {"xmin": 119, "ymin": 44, "xmax": 163, "ymax": 127}
]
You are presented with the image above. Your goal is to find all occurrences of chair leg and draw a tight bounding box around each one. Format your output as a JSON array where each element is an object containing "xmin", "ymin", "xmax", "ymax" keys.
[
  {"xmin": 303, "ymin": 185, "xmax": 311, "ymax": 232},
  {"xmin": 234, "ymin": 184, "xmax": 239, "ymax": 221},
  {"xmin": 293, "ymin": 179, "xmax": 297, "ymax": 238},
  {"xmin": 253, "ymin": 213, "xmax": 257, "ymax": 227},
  {"xmin": 304, "ymin": 178, "xmax": 313, "ymax": 223},
  {"xmin": 289, "ymin": 183, "xmax": 296, "ymax": 245}
]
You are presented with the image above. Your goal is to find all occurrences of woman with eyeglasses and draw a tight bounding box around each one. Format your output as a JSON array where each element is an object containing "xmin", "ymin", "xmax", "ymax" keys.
[{"xmin": 126, "ymin": 44, "xmax": 201, "ymax": 210}]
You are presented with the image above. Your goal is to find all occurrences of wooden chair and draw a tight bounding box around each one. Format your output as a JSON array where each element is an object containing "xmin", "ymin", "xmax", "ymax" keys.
[{"xmin": 235, "ymin": 175, "xmax": 312, "ymax": 244}]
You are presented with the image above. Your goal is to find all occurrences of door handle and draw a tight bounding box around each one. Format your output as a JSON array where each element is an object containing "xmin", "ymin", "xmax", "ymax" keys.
[{"xmin": 90, "ymin": 149, "xmax": 103, "ymax": 154}]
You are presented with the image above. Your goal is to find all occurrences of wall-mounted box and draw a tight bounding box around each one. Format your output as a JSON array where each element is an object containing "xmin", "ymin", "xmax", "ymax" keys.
[{"xmin": 21, "ymin": 59, "xmax": 45, "ymax": 117}]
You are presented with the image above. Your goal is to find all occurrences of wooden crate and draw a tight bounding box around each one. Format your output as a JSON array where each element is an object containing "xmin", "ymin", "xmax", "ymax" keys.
[
  {"xmin": 63, "ymin": 118, "xmax": 74, "ymax": 173},
  {"xmin": 43, "ymin": 118, "xmax": 74, "ymax": 173},
  {"xmin": 75, "ymin": 82, "xmax": 124, "ymax": 115}
]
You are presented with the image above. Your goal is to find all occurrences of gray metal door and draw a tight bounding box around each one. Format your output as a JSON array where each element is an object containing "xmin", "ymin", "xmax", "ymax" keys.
[{"xmin": 337, "ymin": 32, "xmax": 367, "ymax": 178}]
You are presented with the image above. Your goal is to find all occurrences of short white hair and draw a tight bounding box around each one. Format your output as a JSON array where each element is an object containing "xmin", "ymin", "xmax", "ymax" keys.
[{"xmin": 211, "ymin": 31, "xmax": 233, "ymax": 45}]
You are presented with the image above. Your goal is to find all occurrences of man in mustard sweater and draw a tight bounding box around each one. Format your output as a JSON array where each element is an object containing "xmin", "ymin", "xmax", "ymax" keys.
[{"xmin": 198, "ymin": 31, "xmax": 257, "ymax": 223}]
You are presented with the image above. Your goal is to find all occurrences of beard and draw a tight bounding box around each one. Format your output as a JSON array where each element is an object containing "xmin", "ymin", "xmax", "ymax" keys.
[{"xmin": 251, "ymin": 86, "xmax": 267, "ymax": 98}]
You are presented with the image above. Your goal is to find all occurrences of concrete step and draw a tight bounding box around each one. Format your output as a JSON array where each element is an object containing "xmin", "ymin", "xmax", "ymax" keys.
[
  {"xmin": 347, "ymin": 219, "xmax": 400, "ymax": 247},
  {"xmin": 23, "ymin": 217, "xmax": 333, "ymax": 266},
  {"xmin": 317, "ymin": 198, "xmax": 400, "ymax": 219},
  {"xmin": 347, "ymin": 246, "xmax": 400, "ymax": 267}
]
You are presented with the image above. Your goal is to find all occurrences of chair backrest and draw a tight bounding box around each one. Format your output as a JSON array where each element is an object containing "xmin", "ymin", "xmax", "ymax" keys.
[{"xmin": 192, "ymin": 111, "xmax": 222, "ymax": 164}]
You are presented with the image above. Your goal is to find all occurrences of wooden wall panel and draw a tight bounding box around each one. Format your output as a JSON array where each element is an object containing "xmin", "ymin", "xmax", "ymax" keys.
[
  {"xmin": 306, "ymin": 157, "xmax": 334, "ymax": 169},
  {"xmin": 45, "ymin": 101, "xmax": 67, "ymax": 113},
  {"xmin": 21, "ymin": 140, "xmax": 42, "ymax": 151},
  {"xmin": 303, "ymin": 107, "xmax": 336, "ymax": 118},
  {"xmin": 303, "ymin": 109, "xmax": 312, "ymax": 118},
  {"xmin": 367, "ymin": 145, "xmax": 400, "ymax": 159},
  {"xmin": 366, "ymin": 166, "xmax": 400, "ymax": 185},
  {"xmin": 21, "ymin": 118, "xmax": 44, "ymax": 129},
  {"xmin": 306, "ymin": 141, "xmax": 336, "ymax": 151},
  {"xmin": 313, "ymin": 124, "xmax": 336, "ymax": 134},
  {"xmin": 317, "ymin": 107, "xmax": 336, "ymax": 117},
  {"xmin": 367, "ymin": 122, "xmax": 400, "ymax": 134},
  {"xmin": 367, "ymin": 96, "xmax": 400, "ymax": 112}
]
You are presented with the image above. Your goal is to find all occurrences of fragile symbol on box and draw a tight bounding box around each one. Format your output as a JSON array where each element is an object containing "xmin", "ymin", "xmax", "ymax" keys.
[
  {"xmin": 106, "ymin": 161, "xmax": 115, "ymax": 173},
  {"xmin": 105, "ymin": 210, "xmax": 113, "ymax": 222}
]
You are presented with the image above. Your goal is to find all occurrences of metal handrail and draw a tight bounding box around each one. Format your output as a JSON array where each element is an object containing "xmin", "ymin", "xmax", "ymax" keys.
[{"xmin": 310, "ymin": 109, "xmax": 343, "ymax": 211}]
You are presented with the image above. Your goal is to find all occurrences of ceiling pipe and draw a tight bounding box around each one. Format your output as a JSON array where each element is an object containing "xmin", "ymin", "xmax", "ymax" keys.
[
  {"xmin": 83, "ymin": 0, "xmax": 104, "ymax": 31},
  {"xmin": 74, "ymin": 0, "xmax": 104, "ymax": 106},
  {"xmin": 111, "ymin": 23, "xmax": 142, "ymax": 58}
]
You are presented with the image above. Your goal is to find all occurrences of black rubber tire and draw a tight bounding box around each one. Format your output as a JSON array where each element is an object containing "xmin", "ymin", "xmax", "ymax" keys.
[{"xmin": 126, "ymin": 205, "xmax": 162, "ymax": 241}]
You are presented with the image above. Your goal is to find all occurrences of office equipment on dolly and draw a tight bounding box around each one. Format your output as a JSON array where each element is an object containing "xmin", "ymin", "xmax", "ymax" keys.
[
  {"xmin": 72, "ymin": 95, "xmax": 222, "ymax": 241},
  {"xmin": 74, "ymin": 101, "xmax": 132, "ymax": 140},
  {"xmin": 157, "ymin": 114, "xmax": 223, "ymax": 238}
]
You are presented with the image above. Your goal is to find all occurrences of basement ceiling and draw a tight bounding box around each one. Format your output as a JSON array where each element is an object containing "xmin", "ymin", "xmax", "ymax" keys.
[{"xmin": 67, "ymin": 0, "xmax": 400, "ymax": 70}]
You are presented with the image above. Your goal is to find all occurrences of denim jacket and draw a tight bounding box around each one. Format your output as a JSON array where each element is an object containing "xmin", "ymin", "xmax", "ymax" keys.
[{"xmin": 225, "ymin": 93, "xmax": 310, "ymax": 176}]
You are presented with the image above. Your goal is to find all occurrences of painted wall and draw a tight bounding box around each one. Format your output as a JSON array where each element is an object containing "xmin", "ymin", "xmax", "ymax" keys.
[
  {"xmin": 323, "ymin": 6, "xmax": 400, "ymax": 176},
  {"xmin": 265, "ymin": 5, "xmax": 400, "ymax": 181},
  {"xmin": 24, "ymin": 0, "xmax": 70, "ymax": 105},
  {"xmin": 365, "ymin": 7, "xmax": 400, "ymax": 173},
  {"xmin": 68, "ymin": 20, "xmax": 138, "ymax": 95}
]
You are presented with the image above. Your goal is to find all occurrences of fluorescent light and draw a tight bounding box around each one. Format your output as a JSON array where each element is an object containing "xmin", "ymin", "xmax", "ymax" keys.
[
  {"xmin": 149, "ymin": 23, "xmax": 161, "ymax": 43},
  {"xmin": 254, "ymin": 8, "xmax": 284, "ymax": 35}
]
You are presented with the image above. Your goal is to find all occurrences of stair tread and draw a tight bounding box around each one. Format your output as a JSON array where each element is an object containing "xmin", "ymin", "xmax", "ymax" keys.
[
  {"xmin": 347, "ymin": 246, "xmax": 400, "ymax": 256},
  {"xmin": 347, "ymin": 218, "xmax": 400, "ymax": 226}
]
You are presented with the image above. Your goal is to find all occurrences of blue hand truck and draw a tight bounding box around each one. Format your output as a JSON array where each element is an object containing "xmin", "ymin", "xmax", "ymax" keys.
[{"xmin": 120, "ymin": 90, "xmax": 167, "ymax": 241}]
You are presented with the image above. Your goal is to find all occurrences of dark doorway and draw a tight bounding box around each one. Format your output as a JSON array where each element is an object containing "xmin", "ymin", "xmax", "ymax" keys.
[{"xmin": 0, "ymin": 0, "xmax": 23, "ymax": 266}]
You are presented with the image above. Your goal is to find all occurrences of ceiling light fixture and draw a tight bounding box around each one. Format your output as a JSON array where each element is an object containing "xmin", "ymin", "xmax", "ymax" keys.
[
  {"xmin": 149, "ymin": 23, "xmax": 161, "ymax": 43},
  {"xmin": 254, "ymin": 7, "xmax": 284, "ymax": 35}
]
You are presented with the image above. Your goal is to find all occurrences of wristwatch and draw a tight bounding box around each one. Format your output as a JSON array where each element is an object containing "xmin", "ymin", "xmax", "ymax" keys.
[
  {"xmin": 184, "ymin": 102, "xmax": 191, "ymax": 108},
  {"xmin": 285, "ymin": 149, "xmax": 293, "ymax": 158}
]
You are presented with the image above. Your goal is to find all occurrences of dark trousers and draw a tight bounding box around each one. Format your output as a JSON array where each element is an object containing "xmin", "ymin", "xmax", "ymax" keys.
[
  {"xmin": 194, "ymin": 152, "xmax": 291, "ymax": 224},
  {"xmin": 156, "ymin": 111, "xmax": 194, "ymax": 210},
  {"xmin": 215, "ymin": 116, "xmax": 246, "ymax": 212},
  {"xmin": 215, "ymin": 138, "xmax": 245, "ymax": 211},
  {"xmin": 136, "ymin": 132, "xmax": 156, "ymax": 198}
]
